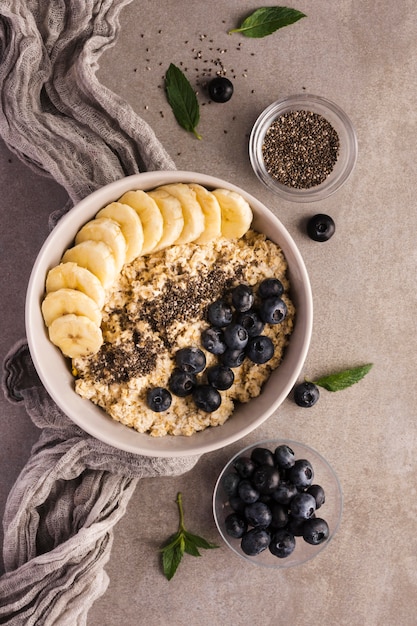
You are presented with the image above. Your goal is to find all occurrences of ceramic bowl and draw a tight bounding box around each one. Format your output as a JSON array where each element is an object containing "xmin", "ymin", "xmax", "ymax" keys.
[
  {"xmin": 26, "ymin": 171, "xmax": 312, "ymax": 457},
  {"xmin": 213, "ymin": 439, "xmax": 343, "ymax": 568},
  {"xmin": 249, "ymin": 94, "xmax": 358, "ymax": 202}
]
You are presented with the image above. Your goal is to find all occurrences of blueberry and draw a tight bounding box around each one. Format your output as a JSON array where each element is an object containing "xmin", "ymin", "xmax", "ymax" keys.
[
  {"xmin": 220, "ymin": 348, "xmax": 246, "ymax": 368},
  {"xmin": 271, "ymin": 481, "xmax": 298, "ymax": 505},
  {"xmin": 192, "ymin": 384, "xmax": 221, "ymax": 412},
  {"xmin": 233, "ymin": 456, "xmax": 256, "ymax": 478},
  {"xmin": 307, "ymin": 213, "xmax": 335, "ymax": 242},
  {"xmin": 258, "ymin": 278, "xmax": 284, "ymax": 299},
  {"xmin": 290, "ymin": 492, "xmax": 317, "ymax": 520},
  {"xmin": 241, "ymin": 528, "xmax": 270, "ymax": 556},
  {"xmin": 236, "ymin": 310, "xmax": 265, "ymax": 337},
  {"xmin": 175, "ymin": 347, "xmax": 206, "ymax": 374},
  {"xmin": 168, "ymin": 368, "xmax": 196, "ymax": 397},
  {"xmin": 302, "ymin": 517, "xmax": 330, "ymax": 545},
  {"xmin": 286, "ymin": 515, "xmax": 307, "ymax": 537},
  {"xmin": 259, "ymin": 297, "xmax": 287, "ymax": 324},
  {"xmin": 207, "ymin": 299, "xmax": 233, "ymax": 327},
  {"xmin": 269, "ymin": 502, "xmax": 289, "ymax": 529},
  {"xmin": 238, "ymin": 479, "xmax": 260, "ymax": 504},
  {"xmin": 225, "ymin": 513, "xmax": 247, "ymax": 538},
  {"xmin": 146, "ymin": 387, "xmax": 172, "ymax": 412},
  {"xmin": 250, "ymin": 447, "xmax": 275, "ymax": 467},
  {"xmin": 244, "ymin": 502, "xmax": 273, "ymax": 528},
  {"xmin": 208, "ymin": 76, "xmax": 234, "ymax": 103},
  {"xmin": 293, "ymin": 381, "xmax": 320, "ymax": 407},
  {"xmin": 246, "ymin": 335, "xmax": 274, "ymax": 364},
  {"xmin": 288, "ymin": 459, "xmax": 314, "ymax": 489},
  {"xmin": 252, "ymin": 465, "xmax": 280, "ymax": 495},
  {"xmin": 229, "ymin": 495, "xmax": 246, "ymax": 515},
  {"xmin": 223, "ymin": 323, "xmax": 248, "ymax": 350},
  {"xmin": 206, "ymin": 365, "xmax": 234, "ymax": 390},
  {"xmin": 269, "ymin": 530, "xmax": 296, "ymax": 558},
  {"xmin": 274, "ymin": 444, "xmax": 296, "ymax": 469},
  {"xmin": 201, "ymin": 327, "xmax": 226, "ymax": 354},
  {"xmin": 231, "ymin": 284, "xmax": 254, "ymax": 312},
  {"xmin": 307, "ymin": 484, "xmax": 326, "ymax": 509},
  {"xmin": 222, "ymin": 472, "xmax": 241, "ymax": 497}
]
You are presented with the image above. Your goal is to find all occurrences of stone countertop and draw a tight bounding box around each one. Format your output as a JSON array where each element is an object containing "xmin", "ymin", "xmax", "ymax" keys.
[{"xmin": 1, "ymin": 1, "xmax": 417, "ymax": 624}]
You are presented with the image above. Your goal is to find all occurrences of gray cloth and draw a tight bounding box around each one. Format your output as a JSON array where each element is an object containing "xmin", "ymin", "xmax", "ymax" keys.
[{"xmin": 0, "ymin": 2, "xmax": 198, "ymax": 624}]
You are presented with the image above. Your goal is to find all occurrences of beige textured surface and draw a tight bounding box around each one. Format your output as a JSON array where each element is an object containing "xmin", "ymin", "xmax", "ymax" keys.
[{"xmin": 1, "ymin": 1, "xmax": 417, "ymax": 624}]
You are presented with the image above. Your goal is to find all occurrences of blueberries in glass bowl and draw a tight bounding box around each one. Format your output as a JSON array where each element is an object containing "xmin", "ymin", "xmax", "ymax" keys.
[{"xmin": 213, "ymin": 440, "xmax": 343, "ymax": 568}]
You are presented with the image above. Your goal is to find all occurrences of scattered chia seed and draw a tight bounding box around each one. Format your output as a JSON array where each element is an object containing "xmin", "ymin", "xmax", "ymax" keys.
[{"xmin": 262, "ymin": 110, "xmax": 340, "ymax": 189}]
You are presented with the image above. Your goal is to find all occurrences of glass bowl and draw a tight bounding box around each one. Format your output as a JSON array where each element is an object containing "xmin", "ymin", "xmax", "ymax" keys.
[
  {"xmin": 249, "ymin": 94, "xmax": 358, "ymax": 202},
  {"xmin": 213, "ymin": 439, "xmax": 343, "ymax": 568}
]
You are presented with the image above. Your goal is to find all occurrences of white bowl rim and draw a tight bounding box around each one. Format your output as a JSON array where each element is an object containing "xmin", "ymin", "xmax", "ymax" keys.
[{"xmin": 25, "ymin": 171, "xmax": 313, "ymax": 457}]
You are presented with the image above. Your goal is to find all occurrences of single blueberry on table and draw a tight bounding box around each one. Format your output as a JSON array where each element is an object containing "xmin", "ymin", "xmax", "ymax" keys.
[
  {"xmin": 207, "ymin": 299, "xmax": 233, "ymax": 327},
  {"xmin": 225, "ymin": 513, "xmax": 247, "ymax": 538},
  {"xmin": 302, "ymin": 517, "xmax": 330, "ymax": 545},
  {"xmin": 307, "ymin": 213, "xmax": 335, "ymax": 242},
  {"xmin": 175, "ymin": 347, "xmax": 206, "ymax": 374},
  {"xmin": 231, "ymin": 284, "xmax": 254, "ymax": 312},
  {"xmin": 258, "ymin": 277, "xmax": 284, "ymax": 299},
  {"xmin": 206, "ymin": 364, "xmax": 234, "ymax": 390},
  {"xmin": 201, "ymin": 326, "xmax": 226, "ymax": 354},
  {"xmin": 192, "ymin": 384, "xmax": 221, "ymax": 412},
  {"xmin": 244, "ymin": 501, "xmax": 273, "ymax": 528},
  {"xmin": 293, "ymin": 381, "xmax": 320, "ymax": 407},
  {"xmin": 146, "ymin": 387, "xmax": 172, "ymax": 412},
  {"xmin": 246, "ymin": 335, "xmax": 274, "ymax": 364},
  {"xmin": 208, "ymin": 76, "xmax": 234, "ymax": 103},
  {"xmin": 259, "ymin": 296, "xmax": 287, "ymax": 324},
  {"xmin": 241, "ymin": 528, "xmax": 271, "ymax": 556},
  {"xmin": 223, "ymin": 322, "xmax": 249, "ymax": 350},
  {"xmin": 168, "ymin": 368, "xmax": 196, "ymax": 397},
  {"xmin": 269, "ymin": 530, "xmax": 296, "ymax": 558},
  {"xmin": 236, "ymin": 309, "xmax": 265, "ymax": 337},
  {"xmin": 290, "ymin": 492, "xmax": 317, "ymax": 520}
]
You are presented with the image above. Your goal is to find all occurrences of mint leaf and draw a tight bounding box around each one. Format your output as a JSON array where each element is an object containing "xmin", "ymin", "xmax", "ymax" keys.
[
  {"xmin": 165, "ymin": 63, "xmax": 201, "ymax": 139},
  {"xmin": 228, "ymin": 7, "xmax": 306, "ymax": 38},
  {"xmin": 312, "ymin": 363, "xmax": 373, "ymax": 392},
  {"xmin": 160, "ymin": 493, "xmax": 218, "ymax": 580}
]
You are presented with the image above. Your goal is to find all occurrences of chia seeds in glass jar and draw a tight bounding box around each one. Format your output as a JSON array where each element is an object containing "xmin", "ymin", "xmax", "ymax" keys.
[{"xmin": 262, "ymin": 110, "xmax": 340, "ymax": 190}]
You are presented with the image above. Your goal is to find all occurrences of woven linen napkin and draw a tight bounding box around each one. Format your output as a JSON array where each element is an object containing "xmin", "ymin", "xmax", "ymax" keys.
[{"xmin": 0, "ymin": 2, "xmax": 199, "ymax": 624}]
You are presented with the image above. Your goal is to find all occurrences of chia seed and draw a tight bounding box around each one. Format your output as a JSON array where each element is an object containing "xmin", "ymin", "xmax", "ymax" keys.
[{"xmin": 262, "ymin": 110, "xmax": 340, "ymax": 189}]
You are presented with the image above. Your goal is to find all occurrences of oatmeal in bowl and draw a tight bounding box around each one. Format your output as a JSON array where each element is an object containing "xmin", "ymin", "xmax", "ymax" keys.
[{"xmin": 26, "ymin": 171, "xmax": 312, "ymax": 457}]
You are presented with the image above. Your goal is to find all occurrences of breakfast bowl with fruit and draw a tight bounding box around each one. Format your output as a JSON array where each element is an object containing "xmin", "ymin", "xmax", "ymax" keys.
[
  {"xmin": 26, "ymin": 171, "xmax": 313, "ymax": 457},
  {"xmin": 213, "ymin": 439, "xmax": 343, "ymax": 568}
]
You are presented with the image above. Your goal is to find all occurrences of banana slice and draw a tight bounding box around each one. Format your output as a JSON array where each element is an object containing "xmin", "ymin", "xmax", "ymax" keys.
[
  {"xmin": 42, "ymin": 288, "xmax": 102, "ymax": 327},
  {"xmin": 48, "ymin": 314, "xmax": 103, "ymax": 358},
  {"xmin": 96, "ymin": 202, "xmax": 144, "ymax": 263},
  {"xmin": 118, "ymin": 190, "xmax": 164, "ymax": 255},
  {"xmin": 157, "ymin": 183, "xmax": 205, "ymax": 245},
  {"xmin": 147, "ymin": 189, "xmax": 184, "ymax": 251},
  {"xmin": 62, "ymin": 240, "xmax": 117, "ymax": 288},
  {"xmin": 75, "ymin": 217, "xmax": 127, "ymax": 272},
  {"xmin": 45, "ymin": 262, "xmax": 106, "ymax": 309},
  {"xmin": 212, "ymin": 188, "xmax": 253, "ymax": 239},
  {"xmin": 188, "ymin": 183, "xmax": 222, "ymax": 244}
]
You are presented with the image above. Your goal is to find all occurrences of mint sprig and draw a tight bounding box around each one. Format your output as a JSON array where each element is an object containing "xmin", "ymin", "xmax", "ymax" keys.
[
  {"xmin": 165, "ymin": 63, "xmax": 201, "ymax": 139},
  {"xmin": 311, "ymin": 363, "xmax": 373, "ymax": 392},
  {"xmin": 228, "ymin": 7, "xmax": 306, "ymax": 38},
  {"xmin": 160, "ymin": 492, "xmax": 218, "ymax": 580}
]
